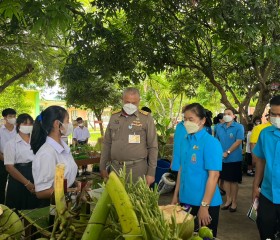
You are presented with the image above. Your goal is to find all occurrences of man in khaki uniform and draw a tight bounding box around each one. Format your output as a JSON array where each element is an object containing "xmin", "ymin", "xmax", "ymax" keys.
[{"xmin": 100, "ymin": 87, "xmax": 158, "ymax": 186}]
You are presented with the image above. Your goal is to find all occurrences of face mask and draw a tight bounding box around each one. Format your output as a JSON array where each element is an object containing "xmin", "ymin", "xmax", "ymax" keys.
[
  {"xmin": 255, "ymin": 121, "xmax": 261, "ymax": 125},
  {"xmin": 123, "ymin": 103, "xmax": 138, "ymax": 115},
  {"xmin": 19, "ymin": 125, "xmax": 33, "ymax": 135},
  {"xmin": 184, "ymin": 121, "xmax": 200, "ymax": 134},
  {"xmin": 60, "ymin": 122, "xmax": 73, "ymax": 136},
  {"xmin": 78, "ymin": 123, "xmax": 84, "ymax": 127},
  {"xmin": 270, "ymin": 117, "xmax": 280, "ymax": 129},
  {"xmin": 7, "ymin": 118, "xmax": 16, "ymax": 125},
  {"xmin": 223, "ymin": 115, "xmax": 233, "ymax": 123}
]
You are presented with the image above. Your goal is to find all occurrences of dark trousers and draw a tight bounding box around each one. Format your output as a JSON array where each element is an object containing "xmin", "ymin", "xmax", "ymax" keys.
[
  {"xmin": 257, "ymin": 193, "xmax": 280, "ymax": 240},
  {"xmin": 0, "ymin": 161, "xmax": 8, "ymax": 204},
  {"xmin": 189, "ymin": 205, "xmax": 220, "ymax": 237}
]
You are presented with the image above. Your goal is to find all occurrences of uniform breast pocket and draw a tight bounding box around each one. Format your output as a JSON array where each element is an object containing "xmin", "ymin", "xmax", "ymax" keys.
[
  {"xmin": 133, "ymin": 126, "xmax": 145, "ymax": 137},
  {"xmin": 110, "ymin": 126, "xmax": 120, "ymax": 141}
]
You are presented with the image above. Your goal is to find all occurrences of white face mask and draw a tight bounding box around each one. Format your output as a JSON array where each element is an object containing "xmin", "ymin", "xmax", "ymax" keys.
[
  {"xmin": 223, "ymin": 115, "xmax": 233, "ymax": 123},
  {"xmin": 60, "ymin": 122, "xmax": 73, "ymax": 136},
  {"xmin": 123, "ymin": 103, "xmax": 138, "ymax": 115},
  {"xmin": 184, "ymin": 121, "xmax": 200, "ymax": 134},
  {"xmin": 78, "ymin": 123, "xmax": 84, "ymax": 127},
  {"xmin": 7, "ymin": 118, "xmax": 16, "ymax": 125},
  {"xmin": 270, "ymin": 117, "xmax": 280, "ymax": 129},
  {"xmin": 19, "ymin": 125, "xmax": 33, "ymax": 135}
]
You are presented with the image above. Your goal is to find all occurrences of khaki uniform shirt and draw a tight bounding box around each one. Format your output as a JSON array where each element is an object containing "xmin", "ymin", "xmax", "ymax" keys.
[{"xmin": 100, "ymin": 109, "xmax": 158, "ymax": 177}]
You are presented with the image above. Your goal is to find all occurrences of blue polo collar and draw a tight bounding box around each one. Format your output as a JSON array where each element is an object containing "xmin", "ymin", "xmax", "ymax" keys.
[
  {"xmin": 265, "ymin": 125, "xmax": 280, "ymax": 137},
  {"xmin": 187, "ymin": 127, "xmax": 207, "ymax": 141},
  {"xmin": 46, "ymin": 136, "xmax": 70, "ymax": 154},
  {"xmin": 222, "ymin": 121, "xmax": 237, "ymax": 129}
]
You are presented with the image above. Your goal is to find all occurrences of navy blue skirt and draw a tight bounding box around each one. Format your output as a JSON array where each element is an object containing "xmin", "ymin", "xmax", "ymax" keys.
[
  {"xmin": 6, "ymin": 162, "xmax": 41, "ymax": 210},
  {"xmin": 220, "ymin": 161, "xmax": 242, "ymax": 183}
]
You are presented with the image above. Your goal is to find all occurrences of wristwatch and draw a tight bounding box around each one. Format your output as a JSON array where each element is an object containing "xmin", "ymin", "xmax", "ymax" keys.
[
  {"xmin": 227, "ymin": 150, "xmax": 231, "ymax": 155},
  {"xmin": 201, "ymin": 201, "xmax": 210, "ymax": 207}
]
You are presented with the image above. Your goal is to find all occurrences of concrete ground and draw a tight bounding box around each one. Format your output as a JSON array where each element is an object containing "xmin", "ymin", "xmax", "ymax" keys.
[{"xmin": 159, "ymin": 175, "xmax": 260, "ymax": 240}]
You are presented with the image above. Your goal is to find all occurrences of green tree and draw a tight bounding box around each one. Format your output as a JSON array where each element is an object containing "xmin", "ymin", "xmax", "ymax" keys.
[
  {"xmin": 61, "ymin": 60, "xmax": 121, "ymax": 136},
  {"xmin": 0, "ymin": 0, "xmax": 83, "ymax": 92},
  {"xmin": 88, "ymin": 0, "xmax": 280, "ymax": 123},
  {"xmin": 0, "ymin": 86, "xmax": 31, "ymax": 115}
]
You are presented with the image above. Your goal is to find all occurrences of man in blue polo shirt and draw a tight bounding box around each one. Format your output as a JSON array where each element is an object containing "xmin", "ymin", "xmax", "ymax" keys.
[
  {"xmin": 252, "ymin": 95, "xmax": 280, "ymax": 240},
  {"xmin": 215, "ymin": 109, "xmax": 244, "ymax": 212}
]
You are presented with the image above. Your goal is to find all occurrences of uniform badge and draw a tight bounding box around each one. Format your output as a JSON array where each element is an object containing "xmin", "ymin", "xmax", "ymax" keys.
[
  {"xmin": 191, "ymin": 153, "xmax": 197, "ymax": 164},
  {"xmin": 193, "ymin": 145, "xmax": 199, "ymax": 150},
  {"xmin": 114, "ymin": 120, "xmax": 119, "ymax": 124},
  {"xmin": 229, "ymin": 133, "xmax": 234, "ymax": 139}
]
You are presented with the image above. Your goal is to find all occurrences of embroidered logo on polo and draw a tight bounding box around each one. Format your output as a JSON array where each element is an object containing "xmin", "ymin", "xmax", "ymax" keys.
[
  {"xmin": 191, "ymin": 153, "xmax": 197, "ymax": 164},
  {"xmin": 229, "ymin": 133, "xmax": 234, "ymax": 138}
]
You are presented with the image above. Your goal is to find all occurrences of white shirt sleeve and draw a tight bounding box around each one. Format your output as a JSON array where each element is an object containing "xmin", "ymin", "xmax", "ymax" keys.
[
  {"xmin": 32, "ymin": 148, "xmax": 56, "ymax": 192},
  {"xmin": 73, "ymin": 128, "xmax": 78, "ymax": 139},
  {"xmin": 86, "ymin": 127, "xmax": 90, "ymax": 139},
  {"xmin": 4, "ymin": 139, "xmax": 16, "ymax": 165}
]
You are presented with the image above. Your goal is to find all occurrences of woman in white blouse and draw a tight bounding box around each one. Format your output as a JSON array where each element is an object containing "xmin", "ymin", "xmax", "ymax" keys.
[
  {"xmin": 4, "ymin": 114, "xmax": 40, "ymax": 210},
  {"xmin": 30, "ymin": 106, "xmax": 78, "ymax": 204}
]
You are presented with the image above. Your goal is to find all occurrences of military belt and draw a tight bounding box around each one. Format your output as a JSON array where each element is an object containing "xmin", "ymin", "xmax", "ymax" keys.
[{"xmin": 113, "ymin": 159, "xmax": 145, "ymax": 166}]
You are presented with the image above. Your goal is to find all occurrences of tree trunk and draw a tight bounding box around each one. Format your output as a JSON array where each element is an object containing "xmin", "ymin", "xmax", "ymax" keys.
[{"xmin": 253, "ymin": 88, "xmax": 271, "ymax": 119}]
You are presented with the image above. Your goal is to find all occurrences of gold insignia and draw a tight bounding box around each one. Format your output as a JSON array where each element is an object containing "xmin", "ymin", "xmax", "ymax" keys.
[
  {"xmin": 193, "ymin": 145, "xmax": 199, "ymax": 150},
  {"xmin": 139, "ymin": 109, "xmax": 148, "ymax": 115},
  {"xmin": 111, "ymin": 109, "xmax": 121, "ymax": 115}
]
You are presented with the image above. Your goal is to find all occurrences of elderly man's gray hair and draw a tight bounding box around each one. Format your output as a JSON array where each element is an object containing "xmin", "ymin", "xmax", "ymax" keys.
[{"xmin": 122, "ymin": 87, "xmax": 140, "ymax": 97}]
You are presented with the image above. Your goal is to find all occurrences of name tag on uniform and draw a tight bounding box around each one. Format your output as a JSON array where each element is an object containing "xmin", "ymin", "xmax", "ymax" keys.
[{"xmin": 129, "ymin": 134, "xmax": 140, "ymax": 143}]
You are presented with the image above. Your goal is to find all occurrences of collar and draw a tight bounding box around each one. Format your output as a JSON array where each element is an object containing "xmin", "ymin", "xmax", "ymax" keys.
[
  {"xmin": 120, "ymin": 110, "xmax": 139, "ymax": 117},
  {"xmin": 46, "ymin": 136, "xmax": 70, "ymax": 154},
  {"xmin": 15, "ymin": 134, "xmax": 30, "ymax": 144},
  {"xmin": 187, "ymin": 127, "xmax": 207, "ymax": 141},
  {"xmin": 15, "ymin": 134, "xmax": 23, "ymax": 143},
  {"xmin": 265, "ymin": 125, "xmax": 280, "ymax": 137},
  {"xmin": 1, "ymin": 124, "xmax": 16, "ymax": 131},
  {"xmin": 222, "ymin": 121, "xmax": 237, "ymax": 128}
]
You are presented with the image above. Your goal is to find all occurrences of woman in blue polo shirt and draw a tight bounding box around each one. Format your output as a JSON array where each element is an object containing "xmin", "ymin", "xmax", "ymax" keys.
[{"xmin": 171, "ymin": 103, "xmax": 223, "ymax": 237}]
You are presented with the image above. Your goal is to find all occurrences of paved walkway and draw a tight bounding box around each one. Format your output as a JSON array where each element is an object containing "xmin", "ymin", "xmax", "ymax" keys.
[{"xmin": 159, "ymin": 175, "xmax": 260, "ymax": 240}]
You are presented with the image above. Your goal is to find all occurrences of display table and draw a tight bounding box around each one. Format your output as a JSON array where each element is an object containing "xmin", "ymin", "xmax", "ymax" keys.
[
  {"xmin": 74, "ymin": 156, "xmax": 100, "ymax": 166},
  {"xmin": 19, "ymin": 207, "xmax": 51, "ymax": 240}
]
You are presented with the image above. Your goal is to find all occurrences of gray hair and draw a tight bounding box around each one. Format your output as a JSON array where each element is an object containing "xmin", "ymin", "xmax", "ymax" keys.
[{"xmin": 122, "ymin": 87, "xmax": 140, "ymax": 98}]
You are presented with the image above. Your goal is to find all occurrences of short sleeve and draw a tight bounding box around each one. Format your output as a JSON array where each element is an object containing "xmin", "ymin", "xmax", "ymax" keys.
[
  {"xmin": 86, "ymin": 128, "xmax": 90, "ymax": 139},
  {"xmin": 73, "ymin": 128, "xmax": 78, "ymax": 139},
  {"xmin": 4, "ymin": 139, "xmax": 16, "ymax": 165},
  {"xmin": 204, "ymin": 137, "xmax": 223, "ymax": 171},
  {"xmin": 252, "ymin": 132, "xmax": 265, "ymax": 160},
  {"xmin": 32, "ymin": 148, "xmax": 56, "ymax": 192},
  {"xmin": 171, "ymin": 123, "xmax": 186, "ymax": 171},
  {"xmin": 236, "ymin": 124, "xmax": 245, "ymax": 140},
  {"xmin": 250, "ymin": 126, "xmax": 260, "ymax": 144}
]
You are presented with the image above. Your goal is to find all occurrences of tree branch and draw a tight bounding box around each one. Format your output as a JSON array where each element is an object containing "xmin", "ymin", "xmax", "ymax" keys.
[{"xmin": 0, "ymin": 64, "xmax": 34, "ymax": 93}]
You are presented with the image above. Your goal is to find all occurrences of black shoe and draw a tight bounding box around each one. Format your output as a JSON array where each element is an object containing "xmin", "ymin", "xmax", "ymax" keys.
[
  {"xmin": 221, "ymin": 203, "xmax": 232, "ymax": 210},
  {"xmin": 229, "ymin": 207, "xmax": 237, "ymax": 212}
]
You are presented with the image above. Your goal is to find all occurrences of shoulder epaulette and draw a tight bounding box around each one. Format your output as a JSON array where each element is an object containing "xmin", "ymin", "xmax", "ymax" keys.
[
  {"xmin": 111, "ymin": 109, "xmax": 122, "ymax": 115},
  {"xmin": 139, "ymin": 109, "xmax": 149, "ymax": 115}
]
